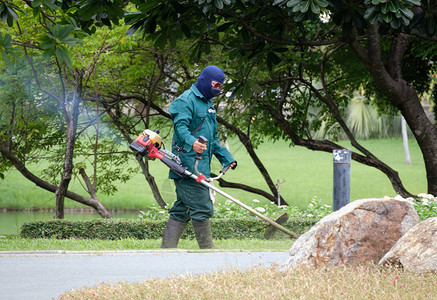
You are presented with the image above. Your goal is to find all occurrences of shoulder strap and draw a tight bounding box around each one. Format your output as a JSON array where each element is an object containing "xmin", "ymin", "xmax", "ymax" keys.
[{"xmin": 192, "ymin": 119, "xmax": 205, "ymax": 135}]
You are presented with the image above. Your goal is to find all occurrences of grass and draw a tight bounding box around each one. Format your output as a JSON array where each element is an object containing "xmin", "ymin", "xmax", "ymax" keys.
[
  {"xmin": 59, "ymin": 263, "xmax": 437, "ymax": 299},
  {"xmin": 0, "ymin": 137, "xmax": 426, "ymax": 211},
  {"xmin": 0, "ymin": 236, "xmax": 292, "ymax": 252}
]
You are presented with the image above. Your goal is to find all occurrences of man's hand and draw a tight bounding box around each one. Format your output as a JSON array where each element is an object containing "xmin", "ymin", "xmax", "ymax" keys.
[{"xmin": 193, "ymin": 140, "xmax": 207, "ymax": 153}]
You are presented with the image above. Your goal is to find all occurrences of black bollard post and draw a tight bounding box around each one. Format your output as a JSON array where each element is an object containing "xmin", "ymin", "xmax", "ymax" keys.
[{"xmin": 333, "ymin": 149, "xmax": 351, "ymax": 211}]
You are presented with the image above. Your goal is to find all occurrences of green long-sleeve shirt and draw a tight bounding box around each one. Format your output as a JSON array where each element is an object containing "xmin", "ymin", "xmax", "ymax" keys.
[{"xmin": 168, "ymin": 84, "xmax": 236, "ymax": 179}]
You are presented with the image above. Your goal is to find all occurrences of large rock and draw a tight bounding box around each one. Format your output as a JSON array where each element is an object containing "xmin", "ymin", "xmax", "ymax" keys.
[
  {"xmin": 379, "ymin": 217, "xmax": 437, "ymax": 273},
  {"xmin": 284, "ymin": 198, "xmax": 419, "ymax": 269}
]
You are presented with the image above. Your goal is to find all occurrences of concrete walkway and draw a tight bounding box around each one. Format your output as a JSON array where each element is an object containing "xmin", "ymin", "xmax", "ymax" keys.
[{"xmin": 0, "ymin": 250, "xmax": 289, "ymax": 300}]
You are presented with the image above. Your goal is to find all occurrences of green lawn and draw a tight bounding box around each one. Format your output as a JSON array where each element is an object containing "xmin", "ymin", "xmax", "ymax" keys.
[
  {"xmin": 0, "ymin": 137, "xmax": 426, "ymax": 211},
  {"xmin": 0, "ymin": 236, "xmax": 291, "ymax": 251}
]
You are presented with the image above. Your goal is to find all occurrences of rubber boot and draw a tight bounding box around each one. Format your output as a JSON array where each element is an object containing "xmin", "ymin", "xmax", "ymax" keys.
[
  {"xmin": 192, "ymin": 220, "xmax": 217, "ymax": 249},
  {"xmin": 160, "ymin": 218, "xmax": 187, "ymax": 248}
]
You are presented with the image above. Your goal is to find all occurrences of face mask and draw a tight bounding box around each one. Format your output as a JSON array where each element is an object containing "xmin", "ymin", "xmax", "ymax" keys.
[{"xmin": 211, "ymin": 87, "xmax": 221, "ymax": 98}]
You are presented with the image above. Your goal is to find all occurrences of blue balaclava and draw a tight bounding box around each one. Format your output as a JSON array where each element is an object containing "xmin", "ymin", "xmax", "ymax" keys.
[{"xmin": 194, "ymin": 66, "xmax": 225, "ymax": 100}]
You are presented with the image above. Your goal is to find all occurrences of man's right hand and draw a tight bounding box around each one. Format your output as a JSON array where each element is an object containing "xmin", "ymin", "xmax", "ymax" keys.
[{"xmin": 193, "ymin": 140, "xmax": 207, "ymax": 153}]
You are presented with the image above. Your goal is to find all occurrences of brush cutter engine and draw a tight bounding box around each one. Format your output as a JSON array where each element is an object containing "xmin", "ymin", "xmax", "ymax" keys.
[{"xmin": 130, "ymin": 129, "xmax": 187, "ymax": 177}]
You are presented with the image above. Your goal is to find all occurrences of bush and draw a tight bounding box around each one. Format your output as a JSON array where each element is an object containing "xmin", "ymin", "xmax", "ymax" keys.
[
  {"xmin": 411, "ymin": 193, "xmax": 437, "ymax": 220},
  {"xmin": 20, "ymin": 219, "xmax": 164, "ymax": 240},
  {"xmin": 20, "ymin": 218, "xmax": 317, "ymax": 240}
]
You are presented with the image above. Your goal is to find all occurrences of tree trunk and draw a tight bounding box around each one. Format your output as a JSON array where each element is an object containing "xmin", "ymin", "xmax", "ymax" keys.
[
  {"xmin": 137, "ymin": 158, "xmax": 167, "ymax": 209},
  {"xmin": 55, "ymin": 87, "xmax": 81, "ymax": 219},
  {"xmin": 349, "ymin": 27, "xmax": 437, "ymax": 196},
  {"xmin": 78, "ymin": 168, "xmax": 112, "ymax": 218},
  {"xmin": 103, "ymin": 102, "xmax": 167, "ymax": 208},
  {"xmin": 399, "ymin": 95, "xmax": 437, "ymax": 195}
]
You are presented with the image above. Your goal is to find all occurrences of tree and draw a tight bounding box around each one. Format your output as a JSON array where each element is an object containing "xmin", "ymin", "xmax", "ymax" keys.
[
  {"xmin": 119, "ymin": 0, "xmax": 437, "ymax": 197},
  {"xmin": 0, "ymin": 3, "xmax": 116, "ymax": 217}
]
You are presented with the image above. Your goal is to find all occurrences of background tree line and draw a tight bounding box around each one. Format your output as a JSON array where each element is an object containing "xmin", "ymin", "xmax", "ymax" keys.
[{"xmin": 0, "ymin": 0, "xmax": 436, "ymax": 218}]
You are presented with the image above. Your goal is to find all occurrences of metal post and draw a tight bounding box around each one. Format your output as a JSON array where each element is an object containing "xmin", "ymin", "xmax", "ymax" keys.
[{"xmin": 333, "ymin": 149, "xmax": 351, "ymax": 211}]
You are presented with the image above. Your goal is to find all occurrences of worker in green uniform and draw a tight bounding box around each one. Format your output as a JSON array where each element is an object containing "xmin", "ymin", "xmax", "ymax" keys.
[{"xmin": 161, "ymin": 65, "xmax": 237, "ymax": 249}]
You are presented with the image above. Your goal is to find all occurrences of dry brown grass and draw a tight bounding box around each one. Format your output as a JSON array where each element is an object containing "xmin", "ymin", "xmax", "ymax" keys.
[{"xmin": 60, "ymin": 263, "xmax": 437, "ymax": 299}]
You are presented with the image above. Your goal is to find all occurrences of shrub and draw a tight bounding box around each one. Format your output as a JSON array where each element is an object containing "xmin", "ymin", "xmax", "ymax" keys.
[
  {"xmin": 20, "ymin": 219, "xmax": 164, "ymax": 240},
  {"xmin": 139, "ymin": 196, "xmax": 332, "ymax": 221},
  {"xmin": 410, "ymin": 193, "xmax": 437, "ymax": 220},
  {"xmin": 20, "ymin": 218, "xmax": 317, "ymax": 240},
  {"xmin": 392, "ymin": 193, "xmax": 437, "ymax": 220}
]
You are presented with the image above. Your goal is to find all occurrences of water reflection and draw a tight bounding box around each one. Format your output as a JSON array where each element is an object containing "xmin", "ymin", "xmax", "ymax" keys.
[{"xmin": 0, "ymin": 211, "xmax": 141, "ymax": 235}]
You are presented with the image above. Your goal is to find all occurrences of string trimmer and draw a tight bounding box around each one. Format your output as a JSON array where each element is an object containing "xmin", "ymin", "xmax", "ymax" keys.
[{"xmin": 130, "ymin": 129, "xmax": 298, "ymax": 239}]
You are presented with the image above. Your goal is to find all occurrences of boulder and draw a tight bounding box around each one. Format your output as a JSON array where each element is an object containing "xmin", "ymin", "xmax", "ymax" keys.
[
  {"xmin": 284, "ymin": 198, "xmax": 419, "ymax": 269},
  {"xmin": 379, "ymin": 217, "xmax": 437, "ymax": 273}
]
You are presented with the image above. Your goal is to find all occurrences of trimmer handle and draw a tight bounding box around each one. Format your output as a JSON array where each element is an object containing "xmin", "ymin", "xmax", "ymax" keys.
[
  {"xmin": 220, "ymin": 163, "xmax": 232, "ymax": 175},
  {"xmin": 195, "ymin": 136, "xmax": 208, "ymax": 160},
  {"xmin": 193, "ymin": 136, "xmax": 207, "ymax": 176},
  {"xmin": 198, "ymin": 136, "xmax": 207, "ymax": 144}
]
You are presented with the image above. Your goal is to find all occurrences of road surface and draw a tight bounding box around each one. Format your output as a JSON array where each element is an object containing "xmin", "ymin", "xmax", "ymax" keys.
[{"xmin": 0, "ymin": 250, "xmax": 289, "ymax": 300}]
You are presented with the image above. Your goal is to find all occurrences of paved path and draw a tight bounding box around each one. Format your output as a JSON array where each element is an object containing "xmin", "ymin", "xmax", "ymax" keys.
[{"xmin": 0, "ymin": 250, "xmax": 289, "ymax": 300}]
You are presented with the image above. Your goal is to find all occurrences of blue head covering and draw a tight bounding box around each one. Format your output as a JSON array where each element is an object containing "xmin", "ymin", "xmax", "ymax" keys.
[{"xmin": 194, "ymin": 66, "xmax": 225, "ymax": 100}]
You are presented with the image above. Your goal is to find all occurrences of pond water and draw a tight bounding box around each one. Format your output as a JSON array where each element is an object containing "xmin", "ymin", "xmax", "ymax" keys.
[{"xmin": 0, "ymin": 211, "xmax": 141, "ymax": 235}]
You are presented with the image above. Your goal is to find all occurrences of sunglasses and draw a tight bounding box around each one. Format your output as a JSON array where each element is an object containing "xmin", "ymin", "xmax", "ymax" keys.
[{"xmin": 211, "ymin": 80, "xmax": 223, "ymax": 89}]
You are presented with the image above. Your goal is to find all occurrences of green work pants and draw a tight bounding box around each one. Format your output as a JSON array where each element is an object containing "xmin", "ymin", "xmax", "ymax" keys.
[{"xmin": 169, "ymin": 177, "xmax": 213, "ymax": 223}]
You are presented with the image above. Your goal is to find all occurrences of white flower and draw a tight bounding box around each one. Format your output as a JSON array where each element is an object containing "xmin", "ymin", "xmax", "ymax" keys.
[
  {"xmin": 394, "ymin": 195, "xmax": 405, "ymax": 200},
  {"xmin": 255, "ymin": 207, "xmax": 266, "ymax": 213},
  {"xmin": 252, "ymin": 199, "xmax": 260, "ymax": 203},
  {"xmin": 319, "ymin": 11, "xmax": 331, "ymax": 23},
  {"xmin": 418, "ymin": 193, "xmax": 435, "ymax": 200},
  {"xmin": 306, "ymin": 214, "xmax": 314, "ymax": 217},
  {"xmin": 158, "ymin": 211, "xmax": 165, "ymax": 214}
]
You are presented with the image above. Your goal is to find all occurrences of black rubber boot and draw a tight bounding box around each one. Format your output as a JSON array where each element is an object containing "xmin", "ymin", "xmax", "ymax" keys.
[
  {"xmin": 160, "ymin": 218, "xmax": 187, "ymax": 248},
  {"xmin": 192, "ymin": 220, "xmax": 217, "ymax": 249}
]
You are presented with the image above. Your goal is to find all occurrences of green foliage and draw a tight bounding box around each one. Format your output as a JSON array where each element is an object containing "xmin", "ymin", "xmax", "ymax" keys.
[
  {"xmin": 412, "ymin": 193, "xmax": 437, "ymax": 220},
  {"xmin": 39, "ymin": 23, "xmax": 82, "ymax": 68},
  {"xmin": 20, "ymin": 218, "xmax": 315, "ymax": 240},
  {"xmin": 20, "ymin": 219, "xmax": 163, "ymax": 239},
  {"xmin": 0, "ymin": 0, "xmax": 24, "ymax": 27},
  {"xmin": 139, "ymin": 196, "xmax": 331, "ymax": 221},
  {"xmin": 29, "ymin": 0, "xmax": 126, "ymax": 33},
  {"xmin": 274, "ymin": 0, "xmax": 329, "ymax": 22},
  {"xmin": 411, "ymin": 0, "xmax": 437, "ymax": 37},
  {"xmin": 0, "ymin": 32, "xmax": 23, "ymax": 71},
  {"xmin": 363, "ymin": 0, "xmax": 418, "ymax": 28}
]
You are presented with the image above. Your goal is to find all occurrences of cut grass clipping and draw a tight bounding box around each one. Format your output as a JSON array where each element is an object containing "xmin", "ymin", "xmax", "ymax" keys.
[{"xmin": 60, "ymin": 264, "xmax": 437, "ymax": 299}]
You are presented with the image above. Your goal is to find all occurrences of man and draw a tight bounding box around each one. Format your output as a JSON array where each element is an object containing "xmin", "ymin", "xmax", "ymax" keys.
[{"xmin": 161, "ymin": 65, "xmax": 237, "ymax": 249}]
